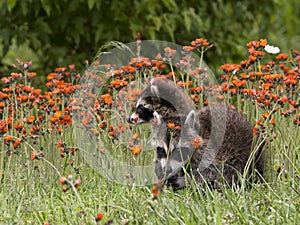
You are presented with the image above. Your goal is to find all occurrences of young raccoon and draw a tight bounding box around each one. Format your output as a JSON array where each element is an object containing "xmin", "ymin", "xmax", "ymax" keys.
[
  {"xmin": 168, "ymin": 106, "xmax": 265, "ymax": 190},
  {"xmin": 127, "ymin": 78, "xmax": 265, "ymax": 190},
  {"xmin": 150, "ymin": 111, "xmax": 197, "ymax": 185}
]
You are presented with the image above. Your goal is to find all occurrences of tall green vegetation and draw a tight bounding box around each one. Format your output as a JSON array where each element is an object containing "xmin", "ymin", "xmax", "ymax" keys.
[{"xmin": 0, "ymin": 0, "xmax": 299, "ymax": 75}]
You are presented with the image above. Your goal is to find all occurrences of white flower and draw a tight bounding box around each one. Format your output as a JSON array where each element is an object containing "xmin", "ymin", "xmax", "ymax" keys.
[{"xmin": 264, "ymin": 44, "xmax": 280, "ymax": 54}]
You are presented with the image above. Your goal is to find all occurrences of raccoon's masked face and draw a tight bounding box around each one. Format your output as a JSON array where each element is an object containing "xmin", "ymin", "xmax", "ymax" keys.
[
  {"xmin": 127, "ymin": 98, "xmax": 155, "ymax": 124},
  {"xmin": 127, "ymin": 80, "xmax": 162, "ymax": 125}
]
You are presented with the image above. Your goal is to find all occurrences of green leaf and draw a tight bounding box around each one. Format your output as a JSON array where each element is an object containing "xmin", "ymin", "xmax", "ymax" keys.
[
  {"xmin": 151, "ymin": 16, "xmax": 162, "ymax": 31},
  {"xmin": 87, "ymin": 0, "xmax": 97, "ymax": 10},
  {"xmin": 95, "ymin": 25, "xmax": 104, "ymax": 43},
  {"xmin": 182, "ymin": 9, "xmax": 192, "ymax": 34},
  {"xmin": 36, "ymin": 19, "xmax": 52, "ymax": 34},
  {"xmin": 40, "ymin": 0, "xmax": 51, "ymax": 16},
  {"xmin": 6, "ymin": 0, "xmax": 17, "ymax": 12},
  {"xmin": 28, "ymin": 32, "xmax": 42, "ymax": 49},
  {"xmin": 20, "ymin": 1, "xmax": 29, "ymax": 16},
  {"xmin": 162, "ymin": 0, "xmax": 178, "ymax": 11},
  {"xmin": 0, "ymin": 28, "xmax": 11, "ymax": 56},
  {"xmin": 148, "ymin": 27, "xmax": 156, "ymax": 40}
]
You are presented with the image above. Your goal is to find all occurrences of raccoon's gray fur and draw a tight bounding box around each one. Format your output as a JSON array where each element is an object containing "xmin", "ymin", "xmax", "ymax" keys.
[
  {"xmin": 128, "ymin": 78, "xmax": 265, "ymax": 190},
  {"xmin": 169, "ymin": 106, "xmax": 265, "ymax": 190}
]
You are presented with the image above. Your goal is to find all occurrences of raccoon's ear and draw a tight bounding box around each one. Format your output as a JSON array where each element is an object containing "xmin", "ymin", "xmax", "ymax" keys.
[
  {"xmin": 153, "ymin": 111, "xmax": 162, "ymax": 125},
  {"xmin": 185, "ymin": 110, "xmax": 197, "ymax": 128},
  {"xmin": 150, "ymin": 85, "xmax": 159, "ymax": 97}
]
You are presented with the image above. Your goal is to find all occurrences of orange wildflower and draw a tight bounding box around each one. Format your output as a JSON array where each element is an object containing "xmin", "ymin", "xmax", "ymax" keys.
[
  {"xmin": 11, "ymin": 72, "xmax": 22, "ymax": 78},
  {"xmin": 261, "ymin": 112, "xmax": 269, "ymax": 119},
  {"xmin": 23, "ymin": 86, "xmax": 34, "ymax": 92},
  {"xmin": 191, "ymin": 38, "xmax": 211, "ymax": 48},
  {"xmin": 110, "ymin": 80, "xmax": 128, "ymax": 89},
  {"xmin": 220, "ymin": 64, "xmax": 239, "ymax": 73},
  {"xmin": 132, "ymin": 133, "xmax": 139, "ymax": 139},
  {"xmin": 263, "ymin": 82, "xmax": 273, "ymax": 90},
  {"xmin": 100, "ymin": 94, "xmax": 112, "ymax": 105},
  {"xmin": 57, "ymin": 140, "xmax": 65, "ymax": 147},
  {"xmin": 59, "ymin": 176, "xmax": 67, "ymax": 185},
  {"xmin": 151, "ymin": 184, "xmax": 160, "ymax": 197},
  {"xmin": 130, "ymin": 145, "xmax": 143, "ymax": 155},
  {"xmin": 240, "ymin": 73, "xmax": 249, "ymax": 79},
  {"xmin": 55, "ymin": 67, "xmax": 66, "ymax": 73},
  {"xmin": 279, "ymin": 95, "xmax": 289, "ymax": 104},
  {"xmin": 13, "ymin": 139, "xmax": 21, "ymax": 148},
  {"xmin": 256, "ymin": 120, "xmax": 263, "ymax": 126},
  {"xmin": 167, "ymin": 123, "xmax": 175, "ymax": 129},
  {"xmin": 1, "ymin": 77, "xmax": 11, "ymax": 83},
  {"xmin": 47, "ymin": 73, "xmax": 57, "ymax": 81},
  {"xmin": 164, "ymin": 47, "xmax": 177, "ymax": 57},
  {"xmin": 27, "ymin": 116, "xmax": 36, "ymax": 123},
  {"xmin": 4, "ymin": 136, "xmax": 13, "ymax": 142},
  {"xmin": 48, "ymin": 117, "xmax": 58, "ymax": 123},
  {"xmin": 0, "ymin": 92, "xmax": 9, "ymax": 99},
  {"xmin": 54, "ymin": 111, "xmax": 63, "ymax": 118},
  {"xmin": 14, "ymin": 123, "xmax": 23, "ymax": 130},
  {"xmin": 58, "ymin": 115, "xmax": 72, "ymax": 125},
  {"xmin": 253, "ymin": 127, "xmax": 258, "ymax": 136},
  {"xmin": 17, "ymin": 95, "xmax": 28, "ymax": 101},
  {"xmin": 95, "ymin": 212, "xmax": 104, "ymax": 222},
  {"xmin": 259, "ymin": 39, "xmax": 268, "ymax": 47},
  {"xmin": 276, "ymin": 54, "xmax": 288, "ymax": 61},
  {"xmin": 31, "ymin": 151, "xmax": 37, "ymax": 160},
  {"xmin": 27, "ymin": 72, "xmax": 37, "ymax": 79},
  {"xmin": 183, "ymin": 46, "xmax": 194, "ymax": 52},
  {"xmin": 190, "ymin": 137, "xmax": 202, "ymax": 149},
  {"xmin": 247, "ymin": 40, "xmax": 260, "ymax": 48},
  {"xmin": 270, "ymin": 118, "xmax": 276, "ymax": 126},
  {"xmin": 31, "ymin": 89, "xmax": 41, "ymax": 95},
  {"xmin": 249, "ymin": 55, "xmax": 257, "ymax": 62},
  {"xmin": 122, "ymin": 65, "xmax": 135, "ymax": 73}
]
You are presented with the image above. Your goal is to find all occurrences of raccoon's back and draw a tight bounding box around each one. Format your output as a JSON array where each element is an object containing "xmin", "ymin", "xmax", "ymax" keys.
[{"xmin": 196, "ymin": 105, "xmax": 255, "ymax": 173}]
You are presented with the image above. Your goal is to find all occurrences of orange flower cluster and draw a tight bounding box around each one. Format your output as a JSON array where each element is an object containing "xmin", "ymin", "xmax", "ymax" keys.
[
  {"xmin": 0, "ymin": 59, "xmax": 82, "ymax": 157},
  {"xmin": 1, "ymin": 38, "xmax": 299, "ymax": 164},
  {"xmin": 218, "ymin": 40, "xmax": 300, "ymax": 132},
  {"xmin": 164, "ymin": 47, "xmax": 177, "ymax": 58},
  {"xmin": 190, "ymin": 137, "xmax": 202, "ymax": 149},
  {"xmin": 190, "ymin": 38, "xmax": 213, "ymax": 49}
]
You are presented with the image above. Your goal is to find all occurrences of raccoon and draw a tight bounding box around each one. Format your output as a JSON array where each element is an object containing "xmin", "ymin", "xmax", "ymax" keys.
[
  {"xmin": 168, "ymin": 106, "xmax": 265, "ymax": 190},
  {"xmin": 150, "ymin": 111, "xmax": 196, "ymax": 184},
  {"xmin": 127, "ymin": 78, "xmax": 265, "ymax": 190}
]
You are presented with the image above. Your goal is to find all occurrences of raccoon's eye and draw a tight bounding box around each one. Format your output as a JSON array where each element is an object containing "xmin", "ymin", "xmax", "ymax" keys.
[
  {"xmin": 136, "ymin": 105, "xmax": 146, "ymax": 114},
  {"xmin": 136, "ymin": 105, "xmax": 154, "ymax": 122}
]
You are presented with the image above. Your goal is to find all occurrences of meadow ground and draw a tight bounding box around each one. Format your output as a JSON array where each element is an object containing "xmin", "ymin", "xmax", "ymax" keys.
[{"xmin": 0, "ymin": 38, "xmax": 299, "ymax": 224}]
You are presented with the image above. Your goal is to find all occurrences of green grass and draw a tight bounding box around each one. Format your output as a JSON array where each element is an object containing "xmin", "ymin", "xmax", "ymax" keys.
[{"xmin": 0, "ymin": 115, "xmax": 299, "ymax": 225}]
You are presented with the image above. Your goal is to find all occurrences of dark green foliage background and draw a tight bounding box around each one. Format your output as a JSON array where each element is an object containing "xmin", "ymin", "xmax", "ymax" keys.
[{"xmin": 0, "ymin": 0, "xmax": 299, "ymax": 75}]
